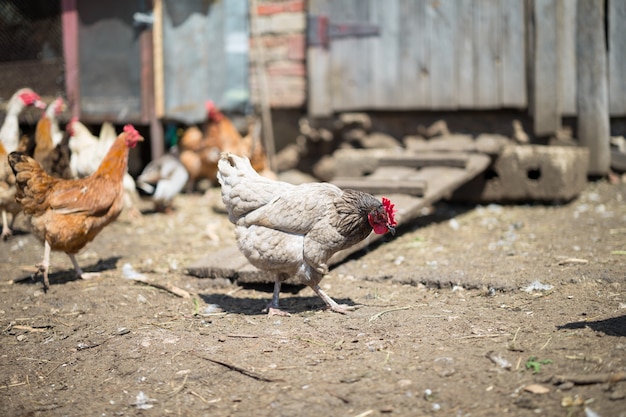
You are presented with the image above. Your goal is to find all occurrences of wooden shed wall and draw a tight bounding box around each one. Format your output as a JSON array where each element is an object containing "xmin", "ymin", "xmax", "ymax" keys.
[{"xmin": 307, "ymin": 0, "xmax": 626, "ymax": 136}]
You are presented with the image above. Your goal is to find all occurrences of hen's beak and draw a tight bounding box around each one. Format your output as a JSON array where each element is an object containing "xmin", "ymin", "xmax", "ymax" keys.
[
  {"xmin": 34, "ymin": 100, "xmax": 46, "ymax": 109},
  {"xmin": 387, "ymin": 225, "xmax": 396, "ymax": 235}
]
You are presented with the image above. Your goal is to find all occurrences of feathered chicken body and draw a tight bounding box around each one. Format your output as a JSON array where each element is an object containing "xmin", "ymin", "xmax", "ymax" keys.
[
  {"xmin": 136, "ymin": 148, "xmax": 189, "ymax": 212},
  {"xmin": 179, "ymin": 101, "xmax": 272, "ymax": 191},
  {"xmin": 218, "ymin": 152, "xmax": 396, "ymax": 315},
  {"xmin": 8, "ymin": 125, "xmax": 143, "ymax": 290}
]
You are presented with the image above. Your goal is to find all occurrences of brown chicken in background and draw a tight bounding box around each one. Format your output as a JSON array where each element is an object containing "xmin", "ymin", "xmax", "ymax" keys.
[
  {"xmin": 8, "ymin": 125, "xmax": 144, "ymax": 291},
  {"xmin": 179, "ymin": 100, "xmax": 272, "ymax": 191},
  {"xmin": 218, "ymin": 152, "xmax": 397, "ymax": 316},
  {"xmin": 33, "ymin": 113, "xmax": 72, "ymax": 179}
]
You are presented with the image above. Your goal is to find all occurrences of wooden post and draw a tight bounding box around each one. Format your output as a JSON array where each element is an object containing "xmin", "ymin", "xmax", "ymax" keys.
[
  {"xmin": 577, "ymin": 0, "xmax": 610, "ymax": 176},
  {"xmin": 61, "ymin": 0, "xmax": 80, "ymax": 119}
]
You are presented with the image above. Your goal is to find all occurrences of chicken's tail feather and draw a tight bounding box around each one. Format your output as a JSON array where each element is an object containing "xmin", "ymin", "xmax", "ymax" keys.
[
  {"xmin": 217, "ymin": 152, "xmax": 285, "ymax": 222},
  {"xmin": 8, "ymin": 152, "xmax": 55, "ymax": 213}
]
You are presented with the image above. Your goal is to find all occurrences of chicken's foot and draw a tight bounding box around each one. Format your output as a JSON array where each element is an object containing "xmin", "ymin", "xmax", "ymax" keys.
[
  {"xmin": 311, "ymin": 284, "xmax": 360, "ymax": 314},
  {"xmin": 263, "ymin": 280, "xmax": 291, "ymax": 317},
  {"xmin": 68, "ymin": 254, "xmax": 101, "ymax": 280}
]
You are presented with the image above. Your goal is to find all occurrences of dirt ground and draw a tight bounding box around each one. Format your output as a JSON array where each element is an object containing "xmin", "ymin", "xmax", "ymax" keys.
[{"xmin": 0, "ymin": 178, "xmax": 625, "ymax": 417}]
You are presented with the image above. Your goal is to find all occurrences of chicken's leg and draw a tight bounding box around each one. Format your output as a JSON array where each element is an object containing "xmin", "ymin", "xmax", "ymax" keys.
[
  {"xmin": 1, "ymin": 210, "xmax": 12, "ymax": 240},
  {"xmin": 37, "ymin": 241, "xmax": 52, "ymax": 291},
  {"xmin": 68, "ymin": 254, "xmax": 100, "ymax": 280},
  {"xmin": 264, "ymin": 280, "xmax": 291, "ymax": 317},
  {"xmin": 310, "ymin": 284, "xmax": 360, "ymax": 314}
]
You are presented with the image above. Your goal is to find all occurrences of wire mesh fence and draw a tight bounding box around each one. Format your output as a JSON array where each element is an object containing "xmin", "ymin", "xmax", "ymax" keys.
[{"xmin": 0, "ymin": 0, "xmax": 65, "ymax": 107}]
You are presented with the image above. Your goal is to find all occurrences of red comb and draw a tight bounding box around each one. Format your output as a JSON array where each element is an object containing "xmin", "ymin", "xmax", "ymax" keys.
[
  {"xmin": 382, "ymin": 197, "xmax": 397, "ymax": 227},
  {"xmin": 205, "ymin": 100, "xmax": 223, "ymax": 121}
]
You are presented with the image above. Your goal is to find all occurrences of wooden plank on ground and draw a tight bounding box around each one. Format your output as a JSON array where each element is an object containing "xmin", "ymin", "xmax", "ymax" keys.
[
  {"xmin": 379, "ymin": 153, "xmax": 469, "ymax": 168},
  {"xmin": 608, "ymin": 0, "xmax": 626, "ymax": 116},
  {"xmin": 577, "ymin": 0, "xmax": 610, "ymax": 175},
  {"xmin": 532, "ymin": 0, "xmax": 561, "ymax": 135}
]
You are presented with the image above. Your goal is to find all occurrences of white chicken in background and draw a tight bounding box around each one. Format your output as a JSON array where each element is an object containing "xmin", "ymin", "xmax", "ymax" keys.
[
  {"xmin": 68, "ymin": 119, "xmax": 141, "ymax": 217},
  {"xmin": 0, "ymin": 88, "xmax": 46, "ymax": 153},
  {"xmin": 45, "ymin": 97, "xmax": 67, "ymax": 147},
  {"xmin": 0, "ymin": 88, "xmax": 45, "ymax": 239},
  {"xmin": 136, "ymin": 147, "xmax": 189, "ymax": 213}
]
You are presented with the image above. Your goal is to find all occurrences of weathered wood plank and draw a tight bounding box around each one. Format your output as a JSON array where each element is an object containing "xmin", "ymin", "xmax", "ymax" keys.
[
  {"xmin": 533, "ymin": 0, "xmax": 561, "ymax": 135},
  {"xmin": 398, "ymin": 0, "xmax": 428, "ymax": 108},
  {"xmin": 330, "ymin": 0, "xmax": 372, "ymax": 111},
  {"xmin": 608, "ymin": 0, "xmax": 626, "ymax": 115},
  {"xmin": 370, "ymin": 0, "xmax": 400, "ymax": 108},
  {"xmin": 457, "ymin": 0, "xmax": 475, "ymax": 108},
  {"xmin": 332, "ymin": 178, "xmax": 427, "ymax": 196},
  {"xmin": 379, "ymin": 153, "xmax": 469, "ymax": 168},
  {"xmin": 307, "ymin": 0, "xmax": 332, "ymax": 117},
  {"xmin": 577, "ymin": 0, "xmax": 610, "ymax": 175},
  {"xmin": 559, "ymin": 0, "xmax": 577, "ymax": 116},
  {"xmin": 500, "ymin": 0, "xmax": 526, "ymax": 108},
  {"xmin": 428, "ymin": 0, "xmax": 458, "ymax": 109},
  {"xmin": 474, "ymin": 0, "xmax": 501, "ymax": 108}
]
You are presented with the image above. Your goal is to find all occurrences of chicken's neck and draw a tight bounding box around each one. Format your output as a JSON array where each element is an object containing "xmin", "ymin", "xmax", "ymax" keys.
[
  {"xmin": 92, "ymin": 136, "xmax": 129, "ymax": 180},
  {"xmin": 0, "ymin": 102, "xmax": 23, "ymax": 152}
]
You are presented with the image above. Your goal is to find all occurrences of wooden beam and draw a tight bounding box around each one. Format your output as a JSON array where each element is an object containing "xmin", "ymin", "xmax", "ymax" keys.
[
  {"xmin": 577, "ymin": 0, "xmax": 610, "ymax": 175},
  {"xmin": 61, "ymin": 0, "xmax": 80, "ymax": 119}
]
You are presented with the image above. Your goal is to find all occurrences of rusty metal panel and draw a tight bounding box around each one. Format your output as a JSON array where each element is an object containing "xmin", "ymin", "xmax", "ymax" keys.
[{"xmin": 161, "ymin": 0, "xmax": 249, "ymax": 124}]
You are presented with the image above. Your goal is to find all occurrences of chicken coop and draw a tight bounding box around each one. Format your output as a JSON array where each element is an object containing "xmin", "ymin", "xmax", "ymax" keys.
[{"xmin": 1, "ymin": 0, "xmax": 625, "ymax": 174}]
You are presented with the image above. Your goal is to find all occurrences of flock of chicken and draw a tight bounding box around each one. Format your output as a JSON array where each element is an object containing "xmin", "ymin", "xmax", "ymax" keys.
[{"xmin": 1, "ymin": 87, "xmax": 397, "ymax": 315}]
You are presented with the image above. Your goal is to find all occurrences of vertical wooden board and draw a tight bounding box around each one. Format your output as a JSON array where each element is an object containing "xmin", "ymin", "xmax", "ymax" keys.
[
  {"xmin": 474, "ymin": 0, "xmax": 501, "ymax": 108},
  {"xmin": 559, "ymin": 0, "xmax": 577, "ymax": 115},
  {"xmin": 457, "ymin": 0, "xmax": 475, "ymax": 108},
  {"xmin": 533, "ymin": 0, "xmax": 561, "ymax": 135},
  {"xmin": 307, "ymin": 0, "xmax": 332, "ymax": 116},
  {"xmin": 370, "ymin": 0, "xmax": 401, "ymax": 108},
  {"xmin": 398, "ymin": 0, "xmax": 429, "ymax": 108},
  {"xmin": 428, "ymin": 0, "xmax": 458, "ymax": 109},
  {"xmin": 577, "ymin": 0, "xmax": 610, "ymax": 175},
  {"xmin": 500, "ymin": 0, "xmax": 526, "ymax": 108},
  {"xmin": 329, "ymin": 0, "xmax": 372, "ymax": 111},
  {"xmin": 61, "ymin": 0, "xmax": 80, "ymax": 118},
  {"xmin": 609, "ymin": 0, "xmax": 626, "ymax": 115}
]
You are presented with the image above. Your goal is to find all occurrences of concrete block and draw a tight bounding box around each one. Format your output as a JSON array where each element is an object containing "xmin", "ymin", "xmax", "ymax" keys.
[{"xmin": 452, "ymin": 145, "xmax": 589, "ymax": 203}]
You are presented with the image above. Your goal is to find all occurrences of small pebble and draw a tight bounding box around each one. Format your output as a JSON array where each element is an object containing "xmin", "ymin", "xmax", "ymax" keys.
[
  {"xmin": 16, "ymin": 334, "xmax": 27, "ymax": 342},
  {"xmin": 609, "ymin": 390, "xmax": 626, "ymax": 401}
]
